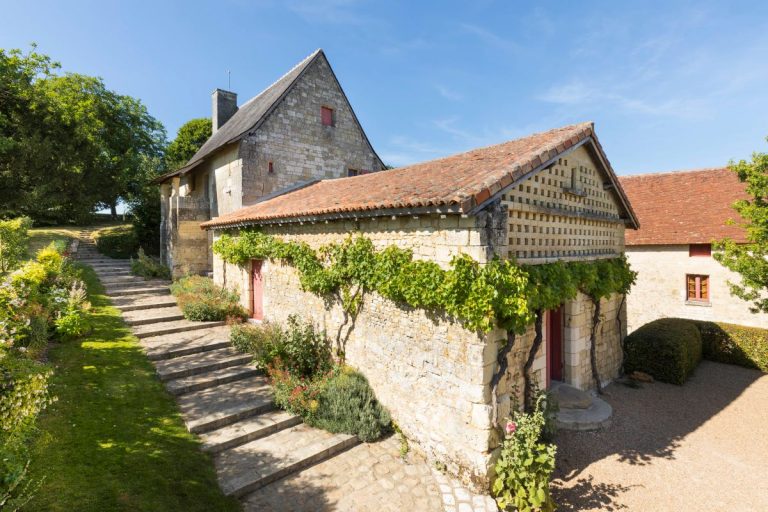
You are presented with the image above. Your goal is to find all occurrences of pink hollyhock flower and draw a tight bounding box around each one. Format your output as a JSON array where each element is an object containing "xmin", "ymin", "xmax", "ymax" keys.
[{"xmin": 505, "ymin": 421, "xmax": 517, "ymax": 435}]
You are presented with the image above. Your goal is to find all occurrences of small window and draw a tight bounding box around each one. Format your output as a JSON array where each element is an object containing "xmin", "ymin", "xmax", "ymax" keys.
[
  {"xmin": 321, "ymin": 106, "xmax": 334, "ymax": 126},
  {"xmin": 268, "ymin": 161, "xmax": 274, "ymax": 173},
  {"xmin": 689, "ymin": 244, "xmax": 711, "ymax": 257},
  {"xmin": 686, "ymin": 274, "xmax": 710, "ymax": 302},
  {"xmin": 347, "ymin": 169, "xmax": 358, "ymax": 177}
]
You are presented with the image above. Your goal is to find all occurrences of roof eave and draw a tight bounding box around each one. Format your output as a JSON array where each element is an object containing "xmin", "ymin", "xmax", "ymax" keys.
[{"xmin": 202, "ymin": 204, "xmax": 464, "ymax": 231}]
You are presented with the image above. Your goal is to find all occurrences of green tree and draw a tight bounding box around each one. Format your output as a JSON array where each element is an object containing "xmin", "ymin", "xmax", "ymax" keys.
[
  {"xmin": 0, "ymin": 46, "xmax": 59, "ymax": 219},
  {"xmin": 714, "ymin": 140, "xmax": 768, "ymax": 313},
  {"xmin": 164, "ymin": 118, "xmax": 211, "ymax": 171},
  {"xmin": 0, "ymin": 46, "xmax": 166, "ymax": 223}
]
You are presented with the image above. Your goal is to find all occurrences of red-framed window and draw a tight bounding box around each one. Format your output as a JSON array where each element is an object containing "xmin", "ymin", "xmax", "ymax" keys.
[
  {"xmin": 686, "ymin": 274, "xmax": 710, "ymax": 302},
  {"xmin": 689, "ymin": 244, "xmax": 711, "ymax": 257},
  {"xmin": 268, "ymin": 161, "xmax": 274, "ymax": 173},
  {"xmin": 321, "ymin": 106, "xmax": 334, "ymax": 126}
]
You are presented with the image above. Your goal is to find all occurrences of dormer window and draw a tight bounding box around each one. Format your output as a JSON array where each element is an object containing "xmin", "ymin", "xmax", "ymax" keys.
[{"xmin": 321, "ymin": 106, "xmax": 334, "ymax": 126}]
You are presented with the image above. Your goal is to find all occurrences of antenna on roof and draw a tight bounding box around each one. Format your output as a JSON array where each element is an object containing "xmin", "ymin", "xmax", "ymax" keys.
[{"xmin": 227, "ymin": 70, "xmax": 231, "ymax": 90}]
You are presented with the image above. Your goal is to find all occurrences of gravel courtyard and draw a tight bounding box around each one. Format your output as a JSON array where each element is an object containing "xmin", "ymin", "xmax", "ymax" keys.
[{"xmin": 552, "ymin": 361, "xmax": 768, "ymax": 511}]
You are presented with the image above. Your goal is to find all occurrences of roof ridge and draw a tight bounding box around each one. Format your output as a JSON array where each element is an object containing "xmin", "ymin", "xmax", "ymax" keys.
[
  {"xmin": 620, "ymin": 167, "xmax": 730, "ymax": 179},
  {"xmin": 380, "ymin": 121, "xmax": 594, "ymax": 171},
  {"xmin": 237, "ymin": 49, "xmax": 323, "ymax": 111}
]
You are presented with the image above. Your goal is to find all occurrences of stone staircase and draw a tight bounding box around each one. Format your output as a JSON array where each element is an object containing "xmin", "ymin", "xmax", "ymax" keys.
[{"xmin": 74, "ymin": 232, "xmax": 358, "ymax": 501}]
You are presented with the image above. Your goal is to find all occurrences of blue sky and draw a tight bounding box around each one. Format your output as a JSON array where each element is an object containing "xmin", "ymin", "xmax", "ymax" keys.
[{"xmin": 3, "ymin": 0, "xmax": 768, "ymax": 175}]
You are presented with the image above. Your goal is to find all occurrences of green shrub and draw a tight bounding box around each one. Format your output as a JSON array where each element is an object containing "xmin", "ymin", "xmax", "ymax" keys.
[
  {"xmin": 0, "ymin": 354, "xmax": 54, "ymax": 507},
  {"xmin": 229, "ymin": 315, "xmax": 331, "ymax": 377},
  {"xmin": 93, "ymin": 226, "xmax": 138, "ymax": 258},
  {"xmin": 625, "ymin": 318, "xmax": 702, "ymax": 384},
  {"xmin": 493, "ymin": 394, "xmax": 557, "ymax": 511},
  {"xmin": 310, "ymin": 367, "xmax": 391, "ymax": 442},
  {"xmin": 130, "ymin": 248, "xmax": 171, "ymax": 280},
  {"xmin": 0, "ymin": 217, "xmax": 32, "ymax": 274},
  {"xmin": 691, "ymin": 320, "xmax": 768, "ymax": 372},
  {"xmin": 269, "ymin": 364, "xmax": 390, "ymax": 442},
  {"xmin": 281, "ymin": 315, "xmax": 332, "ymax": 378},
  {"xmin": 230, "ymin": 322, "xmax": 286, "ymax": 369},
  {"xmin": 170, "ymin": 276, "xmax": 247, "ymax": 322}
]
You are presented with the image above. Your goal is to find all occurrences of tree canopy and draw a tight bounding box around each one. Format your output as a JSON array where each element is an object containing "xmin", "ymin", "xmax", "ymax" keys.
[
  {"xmin": 0, "ymin": 46, "xmax": 166, "ymax": 223},
  {"xmin": 715, "ymin": 139, "xmax": 768, "ymax": 313},
  {"xmin": 164, "ymin": 117, "xmax": 211, "ymax": 171}
]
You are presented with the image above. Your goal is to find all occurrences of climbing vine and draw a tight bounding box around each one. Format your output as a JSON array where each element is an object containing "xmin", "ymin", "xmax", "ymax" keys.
[
  {"xmin": 213, "ymin": 230, "xmax": 636, "ymax": 410},
  {"xmin": 213, "ymin": 230, "xmax": 533, "ymax": 334}
]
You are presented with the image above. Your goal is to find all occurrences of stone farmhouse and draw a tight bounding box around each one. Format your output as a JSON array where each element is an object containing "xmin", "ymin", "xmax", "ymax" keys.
[
  {"xmin": 153, "ymin": 49, "xmax": 384, "ymax": 276},
  {"xmin": 620, "ymin": 168, "xmax": 768, "ymax": 331},
  {"xmin": 200, "ymin": 117, "xmax": 640, "ymax": 487}
]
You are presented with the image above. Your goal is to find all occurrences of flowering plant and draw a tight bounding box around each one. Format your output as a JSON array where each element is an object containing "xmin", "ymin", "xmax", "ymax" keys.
[{"xmin": 492, "ymin": 394, "xmax": 557, "ymax": 511}]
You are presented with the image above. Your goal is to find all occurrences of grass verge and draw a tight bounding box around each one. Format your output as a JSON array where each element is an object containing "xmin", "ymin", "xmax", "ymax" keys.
[{"xmin": 25, "ymin": 264, "xmax": 240, "ymax": 511}]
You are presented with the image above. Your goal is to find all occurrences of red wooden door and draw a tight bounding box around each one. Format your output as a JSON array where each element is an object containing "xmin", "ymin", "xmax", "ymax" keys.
[
  {"xmin": 251, "ymin": 260, "xmax": 263, "ymax": 321},
  {"xmin": 547, "ymin": 306, "xmax": 564, "ymax": 385}
]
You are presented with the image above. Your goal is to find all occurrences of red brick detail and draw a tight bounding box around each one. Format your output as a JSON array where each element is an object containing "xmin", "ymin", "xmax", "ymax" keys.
[{"xmin": 620, "ymin": 168, "xmax": 748, "ymax": 245}]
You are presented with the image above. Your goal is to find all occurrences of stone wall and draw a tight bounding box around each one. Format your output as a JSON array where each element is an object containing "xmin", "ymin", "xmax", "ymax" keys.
[
  {"xmin": 213, "ymin": 213, "xmax": 500, "ymax": 490},
  {"xmin": 625, "ymin": 245, "xmax": 768, "ymax": 331},
  {"xmin": 239, "ymin": 53, "xmax": 382, "ymax": 205},
  {"xmin": 161, "ymin": 53, "xmax": 382, "ymax": 276},
  {"xmin": 495, "ymin": 291, "xmax": 625, "ymax": 425}
]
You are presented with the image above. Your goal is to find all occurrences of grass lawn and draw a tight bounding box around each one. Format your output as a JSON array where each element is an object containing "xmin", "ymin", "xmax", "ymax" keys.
[{"xmin": 25, "ymin": 264, "xmax": 240, "ymax": 511}]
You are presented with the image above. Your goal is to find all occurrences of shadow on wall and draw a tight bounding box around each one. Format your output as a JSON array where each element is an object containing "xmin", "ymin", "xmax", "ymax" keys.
[{"xmin": 551, "ymin": 361, "xmax": 762, "ymax": 510}]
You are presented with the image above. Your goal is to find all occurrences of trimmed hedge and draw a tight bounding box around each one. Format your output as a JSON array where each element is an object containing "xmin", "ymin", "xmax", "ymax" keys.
[
  {"xmin": 94, "ymin": 226, "xmax": 138, "ymax": 259},
  {"xmin": 625, "ymin": 318, "xmax": 702, "ymax": 384},
  {"xmin": 691, "ymin": 320, "xmax": 768, "ymax": 372}
]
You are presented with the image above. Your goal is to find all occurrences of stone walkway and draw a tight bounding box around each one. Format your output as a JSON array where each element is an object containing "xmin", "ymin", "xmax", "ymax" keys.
[{"xmin": 75, "ymin": 233, "xmax": 497, "ymax": 512}]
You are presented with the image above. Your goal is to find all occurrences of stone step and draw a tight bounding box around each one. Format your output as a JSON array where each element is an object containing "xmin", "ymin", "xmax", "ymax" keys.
[
  {"xmin": 200, "ymin": 410, "xmax": 301, "ymax": 453},
  {"xmin": 105, "ymin": 279, "xmax": 170, "ymax": 290},
  {"xmin": 89, "ymin": 263, "xmax": 132, "ymax": 269},
  {"xmin": 93, "ymin": 267, "xmax": 133, "ymax": 274},
  {"xmin": 107, "ymin": 285, "xmax": 170, "ymax": 297},
  {"xmin": 140, "ymin": 325, "xmax": 231, "ymax": 360},
  {"xmin": 100, "ymin": 274, "xmax": 144, "ymax": 284},
  {"xmin": 123, "ymin": 306, "xmax": 185, "ymax": 327},
  {"xmin": 155, "ymin": 347, "xmax": 253, "ymax": 381},
  {"xmin": 178, "ymin": 376, "xmax": 273, "ymax": 434},
  {"xmin": 91, "ymin": 266, "xmax": 133, "ymax": 273},
  {"xmin": 556, "ymin": 395, "xmax": 613, "ymax": 431},
  {"xmin": 215, "ymin": 424, "xmax": 358, "ymax": 498},
  {"xmin": 113, "ymin": 295, "xmax": 178, "ymax": 313},
  {"xmin": 132, "ymin": 319, "xmax": 225, "ymax": 339},
  {"xmin": 166, "ymin": 364, "xmax": 262, "ymax": 396},
  {"xmin": 84, "ymin": 259, "xmax": 131, "ymax": 265},
  {"xmin": 96, "ymin": 270, "xmax": 133, "ymax": 278}
]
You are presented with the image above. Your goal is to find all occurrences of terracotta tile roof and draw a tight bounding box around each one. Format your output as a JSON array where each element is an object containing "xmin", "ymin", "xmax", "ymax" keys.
[
  {"xmin": 619, "ymin": 168, "xmax": 748, "ymax": 245},
  {"xmin": 202, "ymin": 121, "xmax": 639, "ymax": 229}
]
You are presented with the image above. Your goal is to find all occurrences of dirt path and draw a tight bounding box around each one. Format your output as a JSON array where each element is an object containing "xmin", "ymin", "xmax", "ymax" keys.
[{"xmin": 552, "ymin": 361, "xmax": 768, "ymax": 511}]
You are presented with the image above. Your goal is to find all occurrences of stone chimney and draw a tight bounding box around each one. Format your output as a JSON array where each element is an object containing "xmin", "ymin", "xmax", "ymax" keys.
[{"xmin": 211, "ymin": 89, "xmax": 238, "ymax": 133}]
